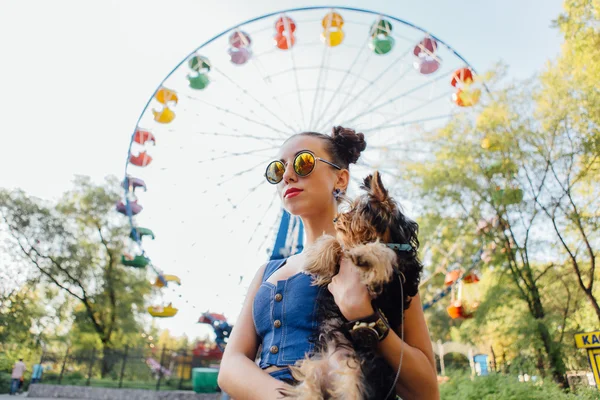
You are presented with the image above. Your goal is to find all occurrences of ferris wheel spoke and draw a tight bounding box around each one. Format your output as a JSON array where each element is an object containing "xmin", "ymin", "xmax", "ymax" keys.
[
  {"xmin": 274, "ymin": 86, "xmax": 386, "ymax": 109},
  {"xmin": 368, "ymin": 143, "xmax": 431, "ymax": 154},
  {"xmin": 316, "ymin": 45, "xmax": 415, "ymax": 132},
  {"xmin": 319, "ymin": 51, "xmax": 375, "ymax": 131},
  {"xmin": 247, "ymin": 192, "xmax": 279, "ymax": 244},
  {"xmin": 359, "ymin": 89, "xmax": 452, "ymax": 132},
  {"xmin": 308, "ymin": 42, "xmax": 332, "ymax": 131},
  {"xmin": 250, "ymin": 58, "xmax": 303, "ymax": 132},
  {"xmin": 211, "ymin": 159, "xmax": 268, "ymax": 188},
  {"xmin": 280, "ymin": 13, "xmax": 307, "ymax": 130},
  {"xmin": 355, "ymin": 161, "xmax": 403, "ymax": 180},
  {"xmin": 176, "ymin": 129, "xmax": 282, "ymax": 145},
  {"xmin": 197, "ymin": 146, "xmax": 277, "ymax": 164},
  {"xmin": 219, "ymin": 178, "xmax": 268, "ymax": 218},
  {"xmin": 363, "ymin": 113, "xmax": 452, "ymax": 133},
  {"xmin": 312, "ymin": 37, "xmax": 372, "ymax": 132},
  {"xmin": 340, "ymin": 68, "xmax": 454, "ymax": 127},
  {"xmin": 182, "ymin": 94, "xmax": 289, "ymax": 138},
  {"xmin": 332, "ymin": 53, "xmax": 416, "ymax": 126},
  {"xmin": 212, "ymin": 66, "xmax": 299, "ymax": 134}
]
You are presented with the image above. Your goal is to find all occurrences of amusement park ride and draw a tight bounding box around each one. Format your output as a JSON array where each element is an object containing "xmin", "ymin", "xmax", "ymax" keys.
[{"xmin": 114, "ymin": 6, "xmax": 495, "ymax": 355}]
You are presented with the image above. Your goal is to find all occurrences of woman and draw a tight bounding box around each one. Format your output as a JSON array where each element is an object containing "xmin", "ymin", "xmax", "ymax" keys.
[{"xmin": 218, "ymin": 127, "xmax": 439, "ymax": 399}]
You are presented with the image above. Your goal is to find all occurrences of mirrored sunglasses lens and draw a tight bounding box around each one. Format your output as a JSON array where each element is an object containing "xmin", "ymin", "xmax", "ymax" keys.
[
  {"xmin": 294, "ymin": 152, "xmax": 316, "ymax": 176},
  {"xmin": 266, "ymin": 161, "xmax": 285, "ymax": 183}
]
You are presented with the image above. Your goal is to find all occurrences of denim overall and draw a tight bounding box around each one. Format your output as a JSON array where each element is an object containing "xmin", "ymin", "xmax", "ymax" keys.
[{"xmin": 253, "ymin": 258, "xmax": 325, "ymax": 382}]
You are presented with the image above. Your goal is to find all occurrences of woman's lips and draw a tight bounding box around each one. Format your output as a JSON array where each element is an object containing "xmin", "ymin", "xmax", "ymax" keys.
[{"xmin": 284, "ymin": 188, "xmax": 303, "ymax": 199}]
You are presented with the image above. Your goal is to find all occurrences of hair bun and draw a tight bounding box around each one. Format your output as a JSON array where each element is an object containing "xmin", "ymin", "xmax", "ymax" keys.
[{"xmin": 331, "ymin": 126, "xmax": 367, "ymax": 165}]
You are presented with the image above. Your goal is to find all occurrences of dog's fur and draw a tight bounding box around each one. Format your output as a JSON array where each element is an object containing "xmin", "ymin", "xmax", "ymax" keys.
[{"xmin": 279, "ymin": 171, "xmax": 423, "ymax": 400}]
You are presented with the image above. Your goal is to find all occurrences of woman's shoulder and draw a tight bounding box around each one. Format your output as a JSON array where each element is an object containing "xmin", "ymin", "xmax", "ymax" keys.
[
  {"xmin": 247, "ymin": 258, "xmax": 288, "ymax": 287},
  {"xmin": 261, "ymin": 258, "xmax": 288, "ymax": 282}
]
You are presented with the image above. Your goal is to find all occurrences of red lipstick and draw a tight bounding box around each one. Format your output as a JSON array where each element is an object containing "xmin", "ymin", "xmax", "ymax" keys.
[{"xmin": 284, "ymin": 187, "xmax": 303, "ymax": 199}]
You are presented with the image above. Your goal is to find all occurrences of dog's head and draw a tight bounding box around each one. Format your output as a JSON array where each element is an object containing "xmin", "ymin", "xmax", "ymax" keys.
[{"xmin": 335, "ymin": 171, "xmax": 422, "ymax": 311}]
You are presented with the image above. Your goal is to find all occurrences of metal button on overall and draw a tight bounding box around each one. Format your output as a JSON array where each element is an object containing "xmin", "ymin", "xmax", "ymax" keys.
[
  {"xmin": 275, "ymin": 293, "xmax": 283, "ymax": 302},
  {"xmin": 270, "ymin": 345, "xmax": 279, "ymax": 354},
  {"xmin": 274, "ymin": 319, "xmax": 281, "ymax": 328}
]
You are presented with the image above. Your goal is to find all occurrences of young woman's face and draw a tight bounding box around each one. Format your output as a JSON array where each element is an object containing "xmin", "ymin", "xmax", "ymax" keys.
[{"xmin": 275, "ymin": 135, "xmax": 341, "ymax": 217}]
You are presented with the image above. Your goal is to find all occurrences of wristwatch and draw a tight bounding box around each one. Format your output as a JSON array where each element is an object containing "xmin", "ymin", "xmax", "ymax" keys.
[{"xmin": 346, "ymin": 308, "xmax": 391, "ymax": 349}]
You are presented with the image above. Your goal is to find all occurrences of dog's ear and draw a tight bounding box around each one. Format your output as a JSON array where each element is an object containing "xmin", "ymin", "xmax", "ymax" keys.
[
  {"xmin": 369, "ymin": 171, "xmax": 388, "ymax": 202},
  {"xmin": 362, "ymin": 174, "xmax": 373, "ymax": 190}
]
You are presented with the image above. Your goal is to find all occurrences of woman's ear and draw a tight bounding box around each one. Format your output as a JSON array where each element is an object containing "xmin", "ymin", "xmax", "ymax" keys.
[{"xmin": 336, "ymin": 169, "xmax": 350, "ymax": 192}]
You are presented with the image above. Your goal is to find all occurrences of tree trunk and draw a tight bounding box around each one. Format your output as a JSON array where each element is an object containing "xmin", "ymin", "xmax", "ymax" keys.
[
  {"xmin": 101, "ymin": 341, "xmax": 116, "ymax": 378},
  {"xmin": 536, "ymin": 319, "xmax": 567, "ymax": 387},
  {"xmin": 526, "ymin": 266, "xmax": 567, "ymax": 386},
  {"xmin": 535, "ymin": 347, "xmax": 546, "ymax": 378},
  {"xmin": 584, "ymin": 288, "xmax": 600, "ymax": 323}
]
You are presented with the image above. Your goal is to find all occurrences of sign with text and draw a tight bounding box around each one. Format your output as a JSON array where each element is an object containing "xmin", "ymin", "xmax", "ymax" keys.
[
  {"xmin": 575, "ymin": 331, "xmax": 600, "ymax": 349},
  {"xmin": 574, "ymin": 331, "xmax": 600, "ymax": 389}
]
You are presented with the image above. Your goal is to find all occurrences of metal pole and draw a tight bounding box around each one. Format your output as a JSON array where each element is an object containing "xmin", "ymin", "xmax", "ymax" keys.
[
  {"xmin": 118, "ymin": 346, "xmax": 129, "ymax": 389},
  {"xmin": 58, "ymin": 348, "xmax": 70, "ymax": 385},
  {"xmin": 86, "ymin": 349, "xmax": 96, "ymax": 386},
  {"xmin": 156, "ymin": 346, "xmax": 167, "ymax": 391}
]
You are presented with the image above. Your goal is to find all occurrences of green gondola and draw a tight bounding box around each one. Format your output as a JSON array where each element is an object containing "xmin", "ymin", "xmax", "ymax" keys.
[{"xmin": 121, "ymin": 254, "xmax": 151, "ymax": 268}]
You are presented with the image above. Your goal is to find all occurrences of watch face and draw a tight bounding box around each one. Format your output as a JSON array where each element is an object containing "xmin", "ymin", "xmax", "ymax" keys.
[{"xmin": 351, "ymin": 327, "xmax": 379, "ymax": 349}]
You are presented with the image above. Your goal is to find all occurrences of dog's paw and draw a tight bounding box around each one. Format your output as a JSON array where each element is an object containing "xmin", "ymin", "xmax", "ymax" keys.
[{"xmin": 346, "ymin": 242, "xmax": 396, "ymax": 289}]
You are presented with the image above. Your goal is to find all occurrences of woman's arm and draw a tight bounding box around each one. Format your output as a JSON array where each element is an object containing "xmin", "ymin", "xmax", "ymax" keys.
[
  {"xmin": 377, "ymin": 293, "xmax": 439, "ymax": 400},
  {"xmin": 328, "ymin": 258, "xmax": 439, "ymax": 400},
  {"xmin": 218, "ymin": 263, "xmax": 292, "ymax": 399}
]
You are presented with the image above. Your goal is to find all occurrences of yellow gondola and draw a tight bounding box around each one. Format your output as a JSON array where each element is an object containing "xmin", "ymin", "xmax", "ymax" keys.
[
  {"xmin": 148, "ymin": 303, "xmax": 178, "ymax": 318},
  {"xmin": 153, "ymin": 274, "xmax": 181, "ymax": 288}
]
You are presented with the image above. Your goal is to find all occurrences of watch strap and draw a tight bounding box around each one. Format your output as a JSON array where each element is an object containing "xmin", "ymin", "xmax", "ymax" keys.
[{"xmin": 345, "ymin": 307, "xmax": 391, "ymax": 342}]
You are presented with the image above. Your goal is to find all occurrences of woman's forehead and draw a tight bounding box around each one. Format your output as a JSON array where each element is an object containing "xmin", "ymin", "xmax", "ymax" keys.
[{"xmin": 277, "ymin": 135, "xmax": 326, "ymax": 160}]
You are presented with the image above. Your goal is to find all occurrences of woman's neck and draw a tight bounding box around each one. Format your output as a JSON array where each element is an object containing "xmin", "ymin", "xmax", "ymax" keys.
[{"xmin": 301, "ymin": 207, "xmax": 337, "ymax": 246}]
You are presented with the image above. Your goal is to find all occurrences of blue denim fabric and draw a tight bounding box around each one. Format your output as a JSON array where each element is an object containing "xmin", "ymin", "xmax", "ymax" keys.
[
  {"xmin": 10, "ymin": 378, "xmax": 20, "ymax": 394},
  {"xmin": 253, "ymin": 258, "xmax": 323, "ymax": 369},
  {"xmin": 268, "ymin": 367, "xmax": 295, "ymax": 383}
]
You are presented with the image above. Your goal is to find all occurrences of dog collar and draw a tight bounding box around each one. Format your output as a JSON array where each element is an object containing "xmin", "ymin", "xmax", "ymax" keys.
[{"xmin": 386, "ymin": 243, "xmax": 413, "ymax": 252}]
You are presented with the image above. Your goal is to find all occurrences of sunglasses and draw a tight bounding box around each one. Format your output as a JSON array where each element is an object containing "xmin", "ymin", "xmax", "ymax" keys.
[{"xmin": 265, "ymin": 150, "xmax": 342, "ymax": 184}]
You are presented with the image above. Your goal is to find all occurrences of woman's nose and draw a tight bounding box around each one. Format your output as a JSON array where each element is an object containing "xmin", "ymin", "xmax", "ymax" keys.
[{"xmin": 282, "ymin": 162, "xmax": 297, "ymax": 184}]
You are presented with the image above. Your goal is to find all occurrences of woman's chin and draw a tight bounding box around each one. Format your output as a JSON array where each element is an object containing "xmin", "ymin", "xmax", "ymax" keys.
[{"xmin": 283, "ymin": 199, "xmax": 310, "ymax": 216}]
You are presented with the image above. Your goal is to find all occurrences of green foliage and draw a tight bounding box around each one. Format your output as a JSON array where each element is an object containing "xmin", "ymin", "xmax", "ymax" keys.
[
  {"xmin": 0, "ymin": 175, "xmax": 151, "ymax": 356},
  {"xmin": 549, "ymin": 0, "xmax": 600, "ymax": 159},
  {"xmin": 0, "ymin": 372, "xmax": 10, "ymax": 394},
  {"xmin": 0, "ymin": 287, "xmax": 46, "ymax": 346},
  {"xmin": 440, "ymin": 372, "xmax": 597, "ymax": 400}
]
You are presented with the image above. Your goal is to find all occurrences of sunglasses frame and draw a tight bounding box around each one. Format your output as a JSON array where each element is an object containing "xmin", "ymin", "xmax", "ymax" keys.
[{"xmin": 264, "ymin": 150, "xmax": 342, "ymax": 184}]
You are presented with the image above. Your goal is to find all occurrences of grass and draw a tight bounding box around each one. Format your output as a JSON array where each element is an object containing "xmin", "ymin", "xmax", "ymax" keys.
[{"xmin": 439, "ymin": 372, "xmax": 598, "ymax": 400}]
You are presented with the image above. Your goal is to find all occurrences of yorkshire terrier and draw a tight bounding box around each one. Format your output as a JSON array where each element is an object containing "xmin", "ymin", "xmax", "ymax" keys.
[{"xmin": 279, "ymin": 171, "xmax": 423, "ymax": 400}]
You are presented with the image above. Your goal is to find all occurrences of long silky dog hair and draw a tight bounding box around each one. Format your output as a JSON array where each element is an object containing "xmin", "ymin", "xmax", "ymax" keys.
[{"xmin": 279, "ymin": 171, "xmax": 423, "ymax": 400}]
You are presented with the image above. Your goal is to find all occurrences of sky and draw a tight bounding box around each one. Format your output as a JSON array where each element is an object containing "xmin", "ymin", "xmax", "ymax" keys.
[{"xmin": 0, "ymin": 0, "xmax": 566, "ymax": 338}]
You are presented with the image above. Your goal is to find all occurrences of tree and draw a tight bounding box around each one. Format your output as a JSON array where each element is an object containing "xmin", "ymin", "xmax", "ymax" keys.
[
  {"xmin": 405, "ymin": 72, "xmax": 571, "ymax": 385},
  {"xmin": 0, "ymin": 175, "xmax": 151, "ymax": 376},
  {"xmin": 0, "ymin": 285, "xmax": 46, "ymax": 346},
  {"xmin": 551, "ymin": 0, "xmax": 600, "ymax": 159},
  {"xmin": 533, "ymin": 0, "xmax": 600, "ymax": 322}
]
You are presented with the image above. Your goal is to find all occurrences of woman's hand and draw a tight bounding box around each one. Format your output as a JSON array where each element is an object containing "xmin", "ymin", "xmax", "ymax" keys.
[{"xmin": 327, "ymin": 256, "xmax": 374, "ymax": 321}]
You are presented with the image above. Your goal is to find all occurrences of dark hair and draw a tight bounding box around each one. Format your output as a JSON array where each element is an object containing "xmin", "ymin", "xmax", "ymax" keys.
[{"xmin": 295, "ymin": 126, "xmax": 367, "ymax": 169}]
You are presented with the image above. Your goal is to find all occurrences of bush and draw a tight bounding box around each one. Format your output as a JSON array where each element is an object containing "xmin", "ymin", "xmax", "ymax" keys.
[
  {"xmin": 439, "ymin": 372, "xmax": 598, "ymax": 400},
  {"xmin": 0, "ymin": 372, "xmax": 11, "ymax": 394}
]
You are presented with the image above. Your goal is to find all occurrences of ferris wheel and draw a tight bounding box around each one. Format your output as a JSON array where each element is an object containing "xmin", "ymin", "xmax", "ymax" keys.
[{"xmin": 115, "ymin": 6, "xmax": 485, "ymax": 322}]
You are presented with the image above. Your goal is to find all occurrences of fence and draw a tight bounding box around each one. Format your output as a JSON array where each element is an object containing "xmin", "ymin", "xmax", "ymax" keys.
[{"xmin": 37, "ymin": 345, "xmax": 221, "ymax": 391}]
